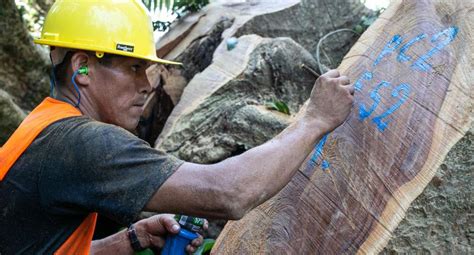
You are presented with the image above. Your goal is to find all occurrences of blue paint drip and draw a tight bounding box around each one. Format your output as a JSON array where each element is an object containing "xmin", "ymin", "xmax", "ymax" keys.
[
  {"xmin": 412, "ymin": 26, "xmax": 459, "ymax": 72},
  {"xmin": 397, "ymin": 33, "xmax": 426, "ymax": 63},
  {"xmin": 372, "ymin": 83, "xmax": 411, "ymax": 131},
  {"xmin": 359, "ymin": 81, "xmax": 391, "ymax": 121},
  {"xmin": 321, "ymin": 160, "xmax": 330, "ymax": 170},
  {"xmin": 373, "ymin": 35, "xmax": 403, "ymax": 67},
  {"xmin": 226, "ymin": 37, "xmax": 238, "ymax": 51},
  {"xmin": 310, "ymin": 134, "xmax": 329, "ymax": 165},
  {"xmin": 354, "ymin": 71, "xmax": 373, "ymax": 92}
]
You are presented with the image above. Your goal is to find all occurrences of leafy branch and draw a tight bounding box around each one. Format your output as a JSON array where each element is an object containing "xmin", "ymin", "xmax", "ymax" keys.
[
  {"xmin": 143, "ymin": 0, "xmax": 210, "ymax": 31},
  {"xmin": 265, "ymin": 100, "xmax": 290, "ymax": 115}
]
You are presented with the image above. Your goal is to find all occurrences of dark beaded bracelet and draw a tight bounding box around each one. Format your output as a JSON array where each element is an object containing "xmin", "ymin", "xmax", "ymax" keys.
[{"xmin": 127, "ymin": 224, "xmax": 145, "ymax": 252}]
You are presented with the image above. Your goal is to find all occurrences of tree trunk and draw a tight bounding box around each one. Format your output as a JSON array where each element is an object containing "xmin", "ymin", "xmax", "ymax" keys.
[
  {"xmin": 0, "ymin": 89, "xmax": 26, "ymax": 144},
  {"xmin": 0, "ymin": 0, "xmax": 50, "ymax": 144},
  {"xmin": 0, "ymin": 0, "xmax": 50, "ymax": 110},
  {"xmin": 212, "ymin": 0, "xmax": 473, "ymax": 253}
]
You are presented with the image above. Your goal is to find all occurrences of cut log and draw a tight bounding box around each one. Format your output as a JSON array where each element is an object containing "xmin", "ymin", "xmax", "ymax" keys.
[
  {"xmin": 155, "ymin": 35, "xmax": 316, "ymax": 163},
  {"xmin": 145, "ymin": 0, "xmax": 370, "ymax": 146},
  {"xmin": 156, "ymin": 12, "xmax": 206, "ymax": 60},
  {"xmin": 154, "ymin": 0, "xmax": 369, "ymax": 104},
  {"xmin": 212, "ymin": 0, "xmax": 473, "ymax": 254},
  {"xmin": 149, "ymin": 0, "xmax": 370, "ymax": 148}
]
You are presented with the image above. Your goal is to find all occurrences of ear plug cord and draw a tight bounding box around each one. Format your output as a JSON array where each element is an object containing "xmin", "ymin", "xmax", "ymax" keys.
[
  {"xmin": 71, "ymin": 66, "xmax": 88, "ymax": 108},
  {"xmin": 71, "ymin": 70, "xmax": 82, "ymax": 108}
]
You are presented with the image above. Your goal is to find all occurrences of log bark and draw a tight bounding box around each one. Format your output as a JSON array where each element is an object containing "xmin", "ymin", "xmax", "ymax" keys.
[
  {"xmin": 382, "ymin": 125, "xmax": 473, "ymax": 253},
  {"xmin": 212, "ymin": 0, "xmax": 473, "ymax": 253}
]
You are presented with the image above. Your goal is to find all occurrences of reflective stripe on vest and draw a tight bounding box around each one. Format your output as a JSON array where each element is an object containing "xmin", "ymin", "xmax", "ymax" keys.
[{"xmin": 0, "ymin": 97, "xmax": 97, "ymax": 254}]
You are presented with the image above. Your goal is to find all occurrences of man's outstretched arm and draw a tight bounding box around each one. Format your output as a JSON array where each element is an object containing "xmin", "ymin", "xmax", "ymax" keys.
[{"xmin": 147, "ymin": 70, "xmax": 354, "ymax": 219}]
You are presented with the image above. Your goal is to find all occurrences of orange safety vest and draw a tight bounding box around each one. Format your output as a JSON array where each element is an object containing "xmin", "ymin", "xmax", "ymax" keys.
[{"xmin": 0, "ymin": 97, "xmax": 97, "ymax": 254}]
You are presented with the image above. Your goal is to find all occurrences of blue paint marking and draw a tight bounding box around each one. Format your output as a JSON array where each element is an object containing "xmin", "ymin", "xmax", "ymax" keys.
[
  {"xmin": 412, "ymin": 26, "xmax": 458, "ymax": 72},
  {"xmin": 354, "ymin": 71, "xmax": 373, "ymax": 92},
  {"xmin": 305, "ymin": 27, "xmax": 457, "ymax": 169},
  {"xmin": 321, "ymin": 160, "xmax": 330, "ymax": 170},
  {"xmin": 373, "ymin": 35, "xmax": 403, "ymax": 67},
  {"xmin": 310, "ymin": 133, "xmax": 329, "ymax": 169},
  {"xmin": 311, "ymin": 134, "xmax": 328, "ymax": 162},
  {"xmin": 397, "ymin": 33, "xmax": 426, "ymax": 63},
  {"xmin": 371, "ymin": 83, "xmax": 411, "ymax": 131},
  {"xmin": 359, "ymin": 81, "xmax": 391, "ymax": 121}
]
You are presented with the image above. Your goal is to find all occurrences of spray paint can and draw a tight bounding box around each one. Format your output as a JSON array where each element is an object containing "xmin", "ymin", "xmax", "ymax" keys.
[{"xmin": 161, "ymin": 215, "xmax": 205, "ymax": 255}]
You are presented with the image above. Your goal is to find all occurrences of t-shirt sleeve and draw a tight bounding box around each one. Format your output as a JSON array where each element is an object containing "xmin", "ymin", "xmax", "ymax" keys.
[{"xmin": 38, "ymin": 118, "xmax": 184, "ymax": 225}]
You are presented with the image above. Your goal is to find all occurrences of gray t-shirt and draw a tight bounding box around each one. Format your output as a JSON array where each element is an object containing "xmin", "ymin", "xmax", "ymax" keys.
[{"xmin": 0, "ymin": 116, "xmax": 183, "ymax": 254}]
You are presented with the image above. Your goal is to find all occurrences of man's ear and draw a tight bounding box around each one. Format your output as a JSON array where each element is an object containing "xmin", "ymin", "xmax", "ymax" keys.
[{"xmin": 70, "ymin": 51, "xmax": 91, "ymax": 86}]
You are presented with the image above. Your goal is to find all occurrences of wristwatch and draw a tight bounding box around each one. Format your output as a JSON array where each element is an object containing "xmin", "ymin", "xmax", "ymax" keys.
[{"xmin": 127, "ymin": 224, "xmax": 145, "ymax": 252}]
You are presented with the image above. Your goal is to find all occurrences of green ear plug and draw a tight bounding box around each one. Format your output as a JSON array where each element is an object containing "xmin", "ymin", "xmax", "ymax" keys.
[{"xmin": 78, "ymin": 66, "xmax": 89, "ymax": 75}]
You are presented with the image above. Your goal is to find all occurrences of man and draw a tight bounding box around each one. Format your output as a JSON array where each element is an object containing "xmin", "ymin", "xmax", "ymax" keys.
[{"xmin": 0, "ymin": 0, "xmax": 354, "ymax": 254}]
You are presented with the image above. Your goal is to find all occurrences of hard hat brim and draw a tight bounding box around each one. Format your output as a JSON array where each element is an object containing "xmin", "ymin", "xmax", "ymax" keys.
[{"xmin": 35, "ymin": 39, "xmax": 182, "ymax": 66}]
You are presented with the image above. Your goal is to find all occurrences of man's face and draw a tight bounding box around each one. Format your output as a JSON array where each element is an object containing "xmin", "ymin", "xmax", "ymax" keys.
[{"xmin": 87, "ymin": 56, "xmax": 153, "ymax": 131}]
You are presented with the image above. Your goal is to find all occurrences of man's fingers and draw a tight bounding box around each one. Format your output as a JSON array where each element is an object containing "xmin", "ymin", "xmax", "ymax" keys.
[
  {"xmin": 191, "ymin": 235, "xmax": 204, "ymax": 247},
  {"xmin": 339, "ymin": 76, "xmax": 350, "ymax": 85},
  {"xmin": 323, "ymin": 69, "xmax": 340, "ymax": 78},
  {"xmin": 345, "ymin": 84, "xmax": 355, "ymax": 95},
  {"xmin": 186, "ymin": 244, "xmax": 197, "ymax": 254},
  {"xmin": 185, "ymin": 235, "xmax": 204, "ymax": 254},
  {"xmin": 148, "ymin": 235, "xmax": 166, "ymax": 249},
  {"xmin": 160, "ymin": 215, "xmax": 181, "ymax": 234}
]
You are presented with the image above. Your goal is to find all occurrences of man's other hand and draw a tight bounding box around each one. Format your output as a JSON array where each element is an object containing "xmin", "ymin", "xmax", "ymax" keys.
[
  {"xmin": 304, "ymin": 69, "xmax": 355, "ymax": 132},
  {"xmin": 135, "ymin": 214, "xmax": 208, "ymax": 254}
]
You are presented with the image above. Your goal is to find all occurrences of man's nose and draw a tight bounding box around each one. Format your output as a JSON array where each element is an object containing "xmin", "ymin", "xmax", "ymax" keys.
[{"xmin": 138, "ymin": 76, "xmax": 152, "ymax": 94}]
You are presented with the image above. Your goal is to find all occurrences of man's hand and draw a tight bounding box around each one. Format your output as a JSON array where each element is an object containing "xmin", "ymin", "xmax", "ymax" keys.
[
  {"xmin": 135, "ymin": 214, "xmax": 207, "ymax": 254},
  {"xmin": 91, "ymin": 214, "xmax": 207, "ymax": 255},
  {"xmin": 304, "ymin": 69, "xmax": 355, "ymax": 132}
]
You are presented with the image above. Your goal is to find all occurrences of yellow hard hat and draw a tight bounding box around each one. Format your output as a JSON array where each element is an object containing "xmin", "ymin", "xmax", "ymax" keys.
[{"xmin": 34, "ymin": 0, "xmax": 180, "ymax": 65}]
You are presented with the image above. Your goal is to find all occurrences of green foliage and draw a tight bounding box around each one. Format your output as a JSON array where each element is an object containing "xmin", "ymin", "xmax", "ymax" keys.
[
  {"xmin": 172, "ymin": 0, "xmax": 210, "ymax": 16},
  {"xmin": 153, "ymin": 20, "xmax": 172, "ymax": 32},
  {"xmin": 16, "ymin": 0, "xmax": 44, "ymax": 37},
  {"xmin": 143, "ymin": 0, "xmax": 209, "ymax": 31},
  {"xmin": 142, "ymin": 0, "xmax": 172, "ymax": 12},
  {"xmin": 265, "ymin": 100, "xmax": 290, "ymax": 115}
]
